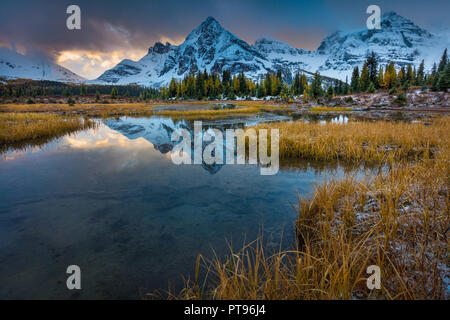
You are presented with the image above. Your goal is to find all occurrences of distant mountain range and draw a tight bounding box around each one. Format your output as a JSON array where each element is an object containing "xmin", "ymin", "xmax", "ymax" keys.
[{"xmin": 1, "ymin": 12, "xmax": 448, "ymax": 86}]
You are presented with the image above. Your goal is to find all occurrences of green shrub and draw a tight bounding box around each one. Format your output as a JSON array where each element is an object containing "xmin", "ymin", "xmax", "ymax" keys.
[
  {"xmin": 394, "ymin": 93, "xmax": 407, "ymax": 106},
  {"xmin": 389, "ymin": 87, "xmax": 397, "ymax": 95}
]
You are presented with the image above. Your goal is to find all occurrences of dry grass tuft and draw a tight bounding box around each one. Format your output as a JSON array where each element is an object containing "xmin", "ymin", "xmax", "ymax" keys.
[
  {"xmin": 175, "ymin": 155, "xmax": 449, "ymax": 300},
  {"xmin": 310, "ymin": 106, "xmax": 352, "ymax": 112},
  {"xmin": 0, "ymin": 113, "xmax": 96, "ymax": 152},
  {"xmin": 0, "ymin": 103, "xmax": 156, "ymax": 117},
  {"xmin": 255, "ymin": 118, "xmax": 449, "ymax": 164},
  {"xmin": 173, "ymin": 117, "xmax": 449, "ymax": 300}
]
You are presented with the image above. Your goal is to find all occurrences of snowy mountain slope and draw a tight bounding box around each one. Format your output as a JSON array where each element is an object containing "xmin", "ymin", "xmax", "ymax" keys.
[
  {"xmin": 313, "ymin": 12, "xmax": 447, "ymax": 80},
  {"xmin": 96, "ymin": 42, "xmax": 175, "ymax": 86},
  {"xmin": 0, "ymin": 47, "xmax": 85, "ymax": 83},
  {"xmin": 93, "ymin": 17, "xmax": 270, "ymax": 87},
  {"xmin": 253, "ymin": 37, "xmax": 324, "ymax": 82},
  {"xmin": 160, "ymin": 17, "xmax": 268, "ymax": 79},
  {"xmin": 94, "ymin": 12, "xmax": 449, "ymax": 86}
]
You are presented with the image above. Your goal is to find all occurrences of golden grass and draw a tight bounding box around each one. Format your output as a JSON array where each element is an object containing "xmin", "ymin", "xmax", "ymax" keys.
[
  {"xmin": 0, "ymin": 103, "xmax": 156, "ymax": 117},
  {"xmin": 174, "ymin": 153, "xmax": 449, "ymax": 300},
  {"xmin": 169, "ymin": 117, "xmax": 449, "ymax": 300},
  {"xmin": 0, "ymin": 113, "xmax": 96, "ymax": 152},
  {"xmin": 310, "ymin": 106, "xmax": 352, "ymax": 112},
  {"xmin": 0, "ymin": 102, "xmax": 288, "ymax": 118},
  {"xmin": 254, "ymin": 118, "xmax": 449, "ymax": 164},
  {"xmin": 152, "ymin": 104, "xmax": 290, "ymax": 120},
  {"xmin": 154, "ymin": 107, "xmax": 261, "ymax": 120}
]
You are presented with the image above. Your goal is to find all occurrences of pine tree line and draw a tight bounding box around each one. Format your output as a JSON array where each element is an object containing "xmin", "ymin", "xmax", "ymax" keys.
[
  {"xmin": 350, "ymin": 48, "xmax": 449, "ymax": 93},
  {"xmin": 159, "ymin": 68, "xmax": 350, "ymax": 100}
]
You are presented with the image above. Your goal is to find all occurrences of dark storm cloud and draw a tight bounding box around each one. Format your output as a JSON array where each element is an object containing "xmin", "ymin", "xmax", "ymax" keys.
[
  {"xmin": 0, "ymin": 0, "xmax": 448, "ymax": 78},
  {"xmin": 1, "ymin": 0, "xmax": 448, "ymax": 54},
  {"xmin": 0, "ymin": 0, "xmax": 216, "ymax": 54}
]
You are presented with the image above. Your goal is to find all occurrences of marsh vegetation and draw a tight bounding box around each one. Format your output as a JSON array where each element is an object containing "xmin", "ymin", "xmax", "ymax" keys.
[
  {"xmin": 171, "ymin": 116, "xmax": 450, "ymax": 300},
  {"xmin": 0, "ymin": 113, "xmax": 96, "ymax": 152},
  {"xmin": 1, "ymin": 100, "xmax": 448, "ymax": 300}
]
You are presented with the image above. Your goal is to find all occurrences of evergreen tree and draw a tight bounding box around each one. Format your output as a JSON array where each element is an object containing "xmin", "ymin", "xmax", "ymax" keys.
[
  {"xmin": 360, "ymin": 62, "xmax": 370, "ymax": 91},
  {"xmin": 406, "ymin": 64, "xmax": 414, "ymax": 85},
  {"xmin": 427, "ymin": 63, "xmax": 437, "ymax": 87},
  {"xmin": 111, "ymin": 87, "xmax": 118, "ymax": 99},
  {"xmin": 238, "ymin": 72, "xmax": 248, "ymax": 96},
  {"xmin": 416, "ymin": 60, "xmax": 425, "ymax": 86},
  {"xmin": 256, "ymin": 82, "xmax": 265, "ymax": 98},
  {"xmin": 62, "ymin": 88, "xmax": 71, "ymax": 98},
  {"xmin": 196, "ymin": 72, "xmax": 205, "ymax": 99},
  {"xmin": 438, "ymin": 48, "xmax": 447, "ymax": 72},
  {"xmin": 326, "ymin": 85, "xmax": 334, "ymax": 98},
  {"xmin": 264, "ymin": 73, "xmax": 272, "ymax": 96},
  {"xmin": 310, "ymin": 72, "xmax": 323, "ymax": 98},
  {"xmin": 398, "ymin": 67, "xmax": 405, "ymax": 84},
  {"xmin": 344, "ymin": 76, "xmax": 349, "ymax": 94},
  {"xmin": 366, "ymin": 51, "xmax": 378, "ymax": 87},
  {"xmin": 222, "ymin": 70, "xmax": 231, "ymax": 87},
  {"xmin": 351, "ymin": 66, "xmax": 360, "ymax": 92},
  {"xmin": 291, "ymin": 72, "xmax": 301, "ymax": 95},
  {"xmin": 436, "ymin": 63, "xmax": 450, "ymax": 91}
]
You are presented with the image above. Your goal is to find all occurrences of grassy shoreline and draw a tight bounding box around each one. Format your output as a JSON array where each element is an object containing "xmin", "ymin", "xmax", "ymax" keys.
[
  {"xmin": 175, "ymin": 154, "xmax": 449, "ymax": 300},
  {"xmin": 0, "ymin": 113, "xmax": 96, "ymax": 152},
  {"xmin": 172, "ymin": 117, "xmax": 449, "ymax": 300},
  {"xmin": 254, "ymin": 118, "xmax": 449, "ymax": 164},
  {"xmin": 0, "ymin": 102, "xmax": 290, "ymax": 118}
]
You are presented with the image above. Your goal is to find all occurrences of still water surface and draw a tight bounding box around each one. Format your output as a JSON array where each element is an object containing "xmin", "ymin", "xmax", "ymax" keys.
[{"xmin": 0, "ymin": 114, "xmax": 358, "ymax": 299}]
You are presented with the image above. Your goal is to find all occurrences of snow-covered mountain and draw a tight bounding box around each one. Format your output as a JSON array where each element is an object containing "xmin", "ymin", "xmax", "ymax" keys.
[
  {"xmin": 313, "ymin": 11, "xmax": 448, "ymax": 80},
  {"xmin": 96, "ymin": 16, "xmax": 269, "ymax": 86},
  {"xmin": 93, "ymin": 12, "xmax": 449, "ymax": 86},
  {"xmin": 0, "ymin": 47, "xmax": 85, "ymax": 83}
]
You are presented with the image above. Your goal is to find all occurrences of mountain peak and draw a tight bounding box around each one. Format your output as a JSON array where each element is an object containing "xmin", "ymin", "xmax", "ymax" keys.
[
  {"xmin": 379, "ymin": 11, "xmax": 430, "ymax": 37},
  {"xmin": 381, "ymin": 11, "xmax": 415, "ymax": 26},
  {"xmin": 201, "ymin": 16, "xmax": 220, "ymax": 27},
  {"xmin": 382, "ymin": 11, "xmax": 402, "ymax": 19},
  {"xmin": 184, "ymin": 16, "xmax": 227, "ymax": 44},
  {"xmin": 194, "ymin": 16, "xmax": 224, "ymax": 35}
]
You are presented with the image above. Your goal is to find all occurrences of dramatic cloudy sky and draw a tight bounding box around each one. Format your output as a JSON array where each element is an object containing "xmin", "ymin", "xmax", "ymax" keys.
[{"xmin": 1, "ymin": 0, "xmax": 448, "ymax": 79}]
